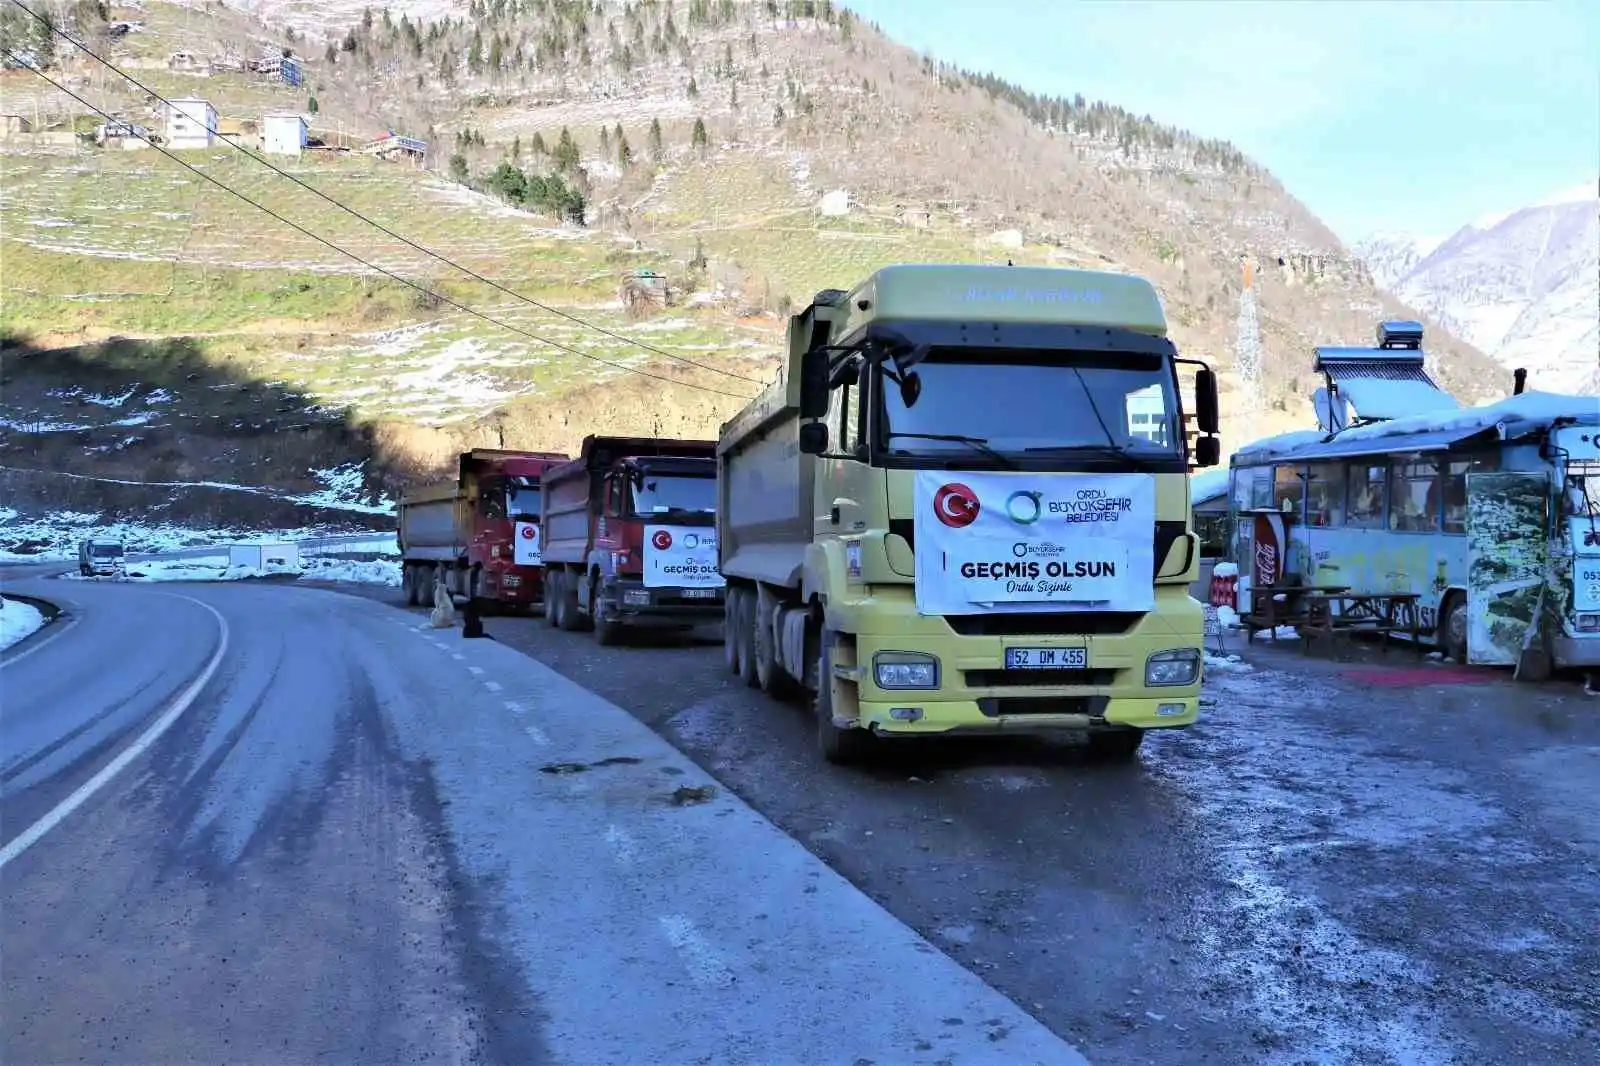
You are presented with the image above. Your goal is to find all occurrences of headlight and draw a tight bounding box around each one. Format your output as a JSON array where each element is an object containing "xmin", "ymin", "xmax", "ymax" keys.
[
  {"xmin": 1146, "ymin": 649, "xmax": 1201, "ymax": 687},
  {"xmin": 1578, "ymin": 613, "xmax": 1599, "ymax": 632},
  {"xmin": 874, "ymin": 651, "xmax": 939, "ymax": 690}
]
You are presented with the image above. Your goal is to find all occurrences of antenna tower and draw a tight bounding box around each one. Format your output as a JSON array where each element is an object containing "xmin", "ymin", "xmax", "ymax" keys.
[{"xmin": 1234, "ymin": 257, "xmax": 1263, "ymax": 419}]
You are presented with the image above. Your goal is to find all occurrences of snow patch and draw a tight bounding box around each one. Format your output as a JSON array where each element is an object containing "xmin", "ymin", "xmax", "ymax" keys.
[{"xmin": 0, "ymin": 597, "xmax": 47, "ymax": 652}]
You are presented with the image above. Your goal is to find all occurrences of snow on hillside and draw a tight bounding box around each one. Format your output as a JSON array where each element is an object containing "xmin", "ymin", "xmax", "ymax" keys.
[{"xmin": 1354, "ymin": 181, "xmax": 1600, "ymax": 394}]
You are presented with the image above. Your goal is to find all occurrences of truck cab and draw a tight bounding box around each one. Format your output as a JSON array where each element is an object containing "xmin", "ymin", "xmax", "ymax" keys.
[
  {"xmin": 78, "ymin": 538, "xmax": 126, "ymax": 578},
  {"xmin": 717, "ymin": 263, "xmax": 1222, "ymax": 763},
  {"xmin": 397, "ymin": 449, "xmax": 568, "ymax": 611},
  {"xmin": 541, "ymin": 435, "xmax": 727, "ymax": 643}
]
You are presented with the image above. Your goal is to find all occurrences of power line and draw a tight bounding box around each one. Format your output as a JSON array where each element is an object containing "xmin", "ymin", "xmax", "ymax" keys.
[
  {"xmin": 9, "ymin": 0, "xmax": 769, "ymax": 388},
  {"xmin": 5, "ymin": 56, "xmax": 757, "ymax": 402}
]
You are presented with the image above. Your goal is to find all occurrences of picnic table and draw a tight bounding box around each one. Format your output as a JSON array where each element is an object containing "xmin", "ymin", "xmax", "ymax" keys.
[
  {"xmin": 1242, "ymin": 582, "xmax": 1350, "ymax": 641},
  {"xmin": 1297, "ymin": 591, "xmax": 1423, "ymax": 657}
]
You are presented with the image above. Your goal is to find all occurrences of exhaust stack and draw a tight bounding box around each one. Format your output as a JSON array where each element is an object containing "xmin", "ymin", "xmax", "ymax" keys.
[{"xmin": 1513, "ymin": 368, "xmax": 1528, "ymax": 395}]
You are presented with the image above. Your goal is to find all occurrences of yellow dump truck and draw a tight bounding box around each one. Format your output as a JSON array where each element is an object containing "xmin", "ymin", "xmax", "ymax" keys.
[{"xmin": 716, "ymin": 263, "xmax": 1222, "ymax": 763}]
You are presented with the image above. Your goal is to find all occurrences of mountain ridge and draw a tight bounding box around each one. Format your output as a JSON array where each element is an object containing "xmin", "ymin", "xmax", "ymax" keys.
[{"xmin": 0, "ymin": 0, "xmax": 1512, "ymax": 529}]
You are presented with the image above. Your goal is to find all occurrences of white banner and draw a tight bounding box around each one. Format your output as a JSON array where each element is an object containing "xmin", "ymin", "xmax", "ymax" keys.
[
  {"xmin": 512, "ymin": 521, "xmax": 542, "ymax": 566},
  {"xmin": 643, "ymin": 525, "xmax": 725, "ymax": 589},
  {"xmin": 1576, "ymin": 557, "xmax": 1600, "ymax": 613},
  {"xmin": 913, "ymin": 471, "xmax": 1156, "ymax": 615}
]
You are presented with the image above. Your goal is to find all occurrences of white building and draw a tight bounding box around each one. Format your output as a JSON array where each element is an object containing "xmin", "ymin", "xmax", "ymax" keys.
[
  {"xmin": 165, "ymin": 97, "xmax": 217, "ymax": 150},
  {"xmin": 262, "ymin": 111, "xmax": 307, "ymax": 156}
]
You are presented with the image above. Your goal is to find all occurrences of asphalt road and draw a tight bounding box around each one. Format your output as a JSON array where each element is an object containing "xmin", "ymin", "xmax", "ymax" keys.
[
  {"xmin": 332, "ymin": 589, "xmax": 1600, "ymax": 1066},
  {"xmin": 0, "ymin": 576, "xmax": 1086, "ymax": 1066}
]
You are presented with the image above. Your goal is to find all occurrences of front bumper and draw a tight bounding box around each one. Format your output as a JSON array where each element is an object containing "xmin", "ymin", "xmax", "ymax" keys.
[
  {"xmin": 1553, "ymin": 634, "xmax": 1600, "ymax": 668},
  {"xmin": 838, "ymin": 589, "xmax": 1204, "ymax": 736},
  {"xmin": 600, "ymin": 578, "xmax": 725, "ymax": 626}
]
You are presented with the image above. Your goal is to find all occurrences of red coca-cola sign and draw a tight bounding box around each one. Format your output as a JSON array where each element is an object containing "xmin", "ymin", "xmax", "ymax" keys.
[{"xmin": 1251, "ymin": 513, "xmax": 1288, "ymax": 587}]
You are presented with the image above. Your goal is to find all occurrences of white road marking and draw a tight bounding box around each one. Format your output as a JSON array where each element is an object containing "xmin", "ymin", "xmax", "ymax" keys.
[
  {"xmin": 450, "ymin": 653, "xmax": 464, "ymax": 661},
  {"xmin": 604, "ymin": 825, "xmax": 638, "ymax": 866},
  {"xmin": 504, "ymin": 701, "xmax": 525, "ymax": 716},
  {"xmin": 524, "ymin": 725, "xmax": 550, "ymax": 746},
  {"xmin": 658, "ymin": 915, "xmax": 737, "ymax": 989},
  {"xmin": 484, "ymin": 680, "xmax": 503, "ymax": 693},
  {"xmin": 0, "ymin": 594, "xmax": 229, "ymax": 870},
  {"xmin": 467, "ymin": 665, "xmax": 485, "ymax": 676}
]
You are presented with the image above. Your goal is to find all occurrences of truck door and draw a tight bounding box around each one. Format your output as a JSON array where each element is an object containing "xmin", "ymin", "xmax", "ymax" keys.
[{"xmin": 1465, "ymin": 471, "xmax": 1550, "ymax": 665}]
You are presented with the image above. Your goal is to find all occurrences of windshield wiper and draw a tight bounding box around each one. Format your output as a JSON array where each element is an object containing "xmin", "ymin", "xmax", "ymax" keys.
[{"xmin": 886, "ymin": 432, "xmax": 1017, "ymax": 469}]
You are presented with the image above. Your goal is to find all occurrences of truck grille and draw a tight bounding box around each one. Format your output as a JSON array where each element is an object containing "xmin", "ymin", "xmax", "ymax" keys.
[
  {"xmin": 944, "ymin": 613, "xmax": 1141, "ymax": 636},
  {"xmin": 964, "ymin": 668, "xmax": 1118, "ymax": 688},
  {"xmin": 977, "ymin": 696, "xmax": 1110, "ymax": 717}
]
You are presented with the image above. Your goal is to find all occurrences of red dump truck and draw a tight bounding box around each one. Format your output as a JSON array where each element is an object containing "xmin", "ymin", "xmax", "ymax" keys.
[
  {"xmin": 397, "ymin": 448, "xmax": 569, "ymax": 611},
  {"xmin": 540, "ymin": 434, "xmax": 726, "ymax": 643}
]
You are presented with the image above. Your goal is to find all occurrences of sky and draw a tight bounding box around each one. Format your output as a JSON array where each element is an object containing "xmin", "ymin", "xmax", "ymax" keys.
[{"xmin": 843, "ymin": 0, "xmax": 1600, "ymax": 242}]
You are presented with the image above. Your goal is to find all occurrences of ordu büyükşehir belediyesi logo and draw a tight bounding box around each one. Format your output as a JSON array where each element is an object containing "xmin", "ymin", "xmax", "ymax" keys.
[{"xmin": 931, "ymin": 483, "xmax": 1047, "ymax": 529}]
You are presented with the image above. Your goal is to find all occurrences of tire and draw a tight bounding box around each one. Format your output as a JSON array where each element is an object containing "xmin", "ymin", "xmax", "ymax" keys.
[
  {"xmin": 546, "ymin": 570, "xmax": 565, "ymax": 629},
  {"xmin": 402, "ymin": 564, "xmax": 416, "ymax": 606},
  {"xmin": 1085, "ymin": 728, "xmax": 1145, "ymax": 761},
  {"xmin": 1441, "ymin": 592, "xmax": 1468, "ymax": 663},
  {"xmin": 735, "ymin": 590, "xmax": 758, "ymax": 688},
  {"xmin": 592, "ymin": 576, "xmax": 622, "ymax": 646},
  {"xmin": 558, "ymin": 570, "xmax": 585, "ymax": 632},
  {"xmin": 723, "ymin": 587, "xmax": 743, "ymax": 673},
  {"xmin": 815, "ymin": 629, "xmax": 873, "ymax": 765},
  {"xmin": 753, "ymin": 594, "xmax": 797, "ymax": 698}
]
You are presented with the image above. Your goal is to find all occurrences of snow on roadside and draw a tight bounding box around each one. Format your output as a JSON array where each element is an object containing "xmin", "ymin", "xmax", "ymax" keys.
[
  {"xmin": 65, "ymin": 555, "xmax": 403, "ymax": 586},
  {"xmin": 0, "ymin": 597, "xmax": 48, "ymax": 652},
  {"xmin": 0, "ymin": 506, "xmax": 390, "ymax": 561}
]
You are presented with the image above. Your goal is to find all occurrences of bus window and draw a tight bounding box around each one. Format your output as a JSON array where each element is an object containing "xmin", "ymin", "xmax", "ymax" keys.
[
  {"xmin": 1305, "ymin": 464, "xmax": 1344, "ymax": 526},
  {"xmin": 1389, "ymin": 460, "xmax": 1441, "ymax": 533},
  {"xmin": 1442, "ymin": 460, "xmax": 1470, "ymax": 533},
  {"xmin": 1273, "ymin": 465, "xmax": 1305, "ymax": 515},
  {"xmin": 1347, "ymin": 463, "xmax": 1387, "ymax": 528}
]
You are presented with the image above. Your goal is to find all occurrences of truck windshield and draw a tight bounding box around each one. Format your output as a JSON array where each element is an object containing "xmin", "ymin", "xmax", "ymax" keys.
[
  {"xmin": 91, "ymin": 544, "xmax": 124, "ymax": 557},
  {"xmin": 633, "ymin": 474, "xmax": 716, "ymax": 516},
  {"xmin": 506, "ymin": 484, "xmax": 541, "ymax": 521},
  {"xmin": 880, "ymin": 348, "xmax": 1181, "ymax": 460}
]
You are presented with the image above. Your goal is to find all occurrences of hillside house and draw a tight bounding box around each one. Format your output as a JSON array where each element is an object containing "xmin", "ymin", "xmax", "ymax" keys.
[
  {"xmin": 165, "ymin": 97, "xmax": 217, "ymax": 150},
  {"xmin": 217, "ymin": 117, "xmax": 260, "ymax": 150},
  {"xmin": 262, "ymin": 112, "xmax": 307, "ymax": 156},
  {"xmin": 0, "ymin": 114, "xmax": 32, "ymax": 138}
]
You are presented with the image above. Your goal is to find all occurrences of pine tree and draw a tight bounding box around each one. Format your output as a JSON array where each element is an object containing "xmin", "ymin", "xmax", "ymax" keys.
[
  {"xmin": 599, "ymin": 125, "xmax": 611, "ymax": 157},
  {"xmin": 554, "ymin": 126, "xmax": 579, "ymax": 172},
  {"xmin": 690, "ymin": 117, "xmax": 708, "ymax": 150},
  {"xmin": 686, "ymin": 75, "xmax": 699, "ymax": 97},
  {"xmin": 647, "ymin": 118, "xmax": 663, "ymax": 161},
  {"xmin": 617, "ymin": 131, "xmax": 633, "ymax": 167}
]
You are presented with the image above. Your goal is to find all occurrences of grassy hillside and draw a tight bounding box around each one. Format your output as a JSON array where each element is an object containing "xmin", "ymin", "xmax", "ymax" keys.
[{"xmin": 0, "ymin": 0, "xmax": 1513, "ymax": 531}]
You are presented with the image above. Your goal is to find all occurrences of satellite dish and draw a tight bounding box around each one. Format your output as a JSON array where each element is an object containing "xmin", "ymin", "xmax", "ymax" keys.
[{"xmin": 1313, "ymin": 387, "xmax": 1349, "ymax": 433}]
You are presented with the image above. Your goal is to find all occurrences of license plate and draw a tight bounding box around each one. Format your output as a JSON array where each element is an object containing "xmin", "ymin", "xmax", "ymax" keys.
[
  {"xmin": 1005, "ymin": 646, "xmax": 1088, "ymax": 669},
  {"xmin": 681, "ymin": 588, "xmax": 719, "ymax": 600}
]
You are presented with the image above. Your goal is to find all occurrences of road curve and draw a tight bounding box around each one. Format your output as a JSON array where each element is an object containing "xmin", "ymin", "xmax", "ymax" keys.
[{"xmin": 0, "ymin": 575, "xmax": 1086, "ymax": 1066}]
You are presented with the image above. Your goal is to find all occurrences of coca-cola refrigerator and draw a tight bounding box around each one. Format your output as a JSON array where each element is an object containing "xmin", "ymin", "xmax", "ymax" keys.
[{"xmin": 1236, "ymin": 507, "xmax": 1297, "ymax": 616}]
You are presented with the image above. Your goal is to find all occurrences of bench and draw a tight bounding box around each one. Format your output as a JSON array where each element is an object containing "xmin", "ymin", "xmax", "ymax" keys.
[
  {"xmin": 1242, "ymin": 582, "xmax": 1350, "ymax": 642},
  {"xmin": 1297, "ymin": 592, "xmax": 1423, "ymax": 658}
]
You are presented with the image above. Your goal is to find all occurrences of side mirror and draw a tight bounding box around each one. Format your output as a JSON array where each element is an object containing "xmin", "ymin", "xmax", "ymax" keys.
[
  {"xmin": 898, "ymin": 369, "xmax": 922, "ymax": 409},
  {"xmin": 798, "ymin": 421, "xmax": 829, "ymax": 455},
  {"xmin": 799, "ymin": 348, "xmax": 830, "ymax": 420},
  {"xmin": 1194, "ymin": 434, "xmax": 1221, "ymax": 468},
  {"xmin": 1194, "ymin": 367, "xmax": 1220, "ymax": 435}
]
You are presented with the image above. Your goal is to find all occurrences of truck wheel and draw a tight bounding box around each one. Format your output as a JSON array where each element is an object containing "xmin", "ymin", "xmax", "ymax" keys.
[
  {"xmin": 735, "ymin": 592, "xmax": 759, "ymax": 688},
  {"xmin": 723, "ymin": 588, "xmax": 743, "ymax": 673},
  {"xmin": 558, "ymin": 572, "xmax": 585, "ymax": 632},
  {"xmin": 545, "ymin": 571, "xmax": 564, "ymax": 628},
  {"xmin": 815, "ymin": 630, "xmax": 873, "ymax": 765},
  {"xmin": 1441, "ymin": 593, "xmax": 1468, "ymax": 663},
  {"xmin": 753, "ymin": 597, "xmax": 797, "ymax": 698},
  {"xmin": 403, "ymin": 564, "xmax": 419, "ymax": 606},
  {"xmin": 1085, "ymin": 728, "xmax": 1145, "ymax": 761},
  {"xmin": 592, "ymin": 577, "xmax": 623, "ymax": 646}
]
